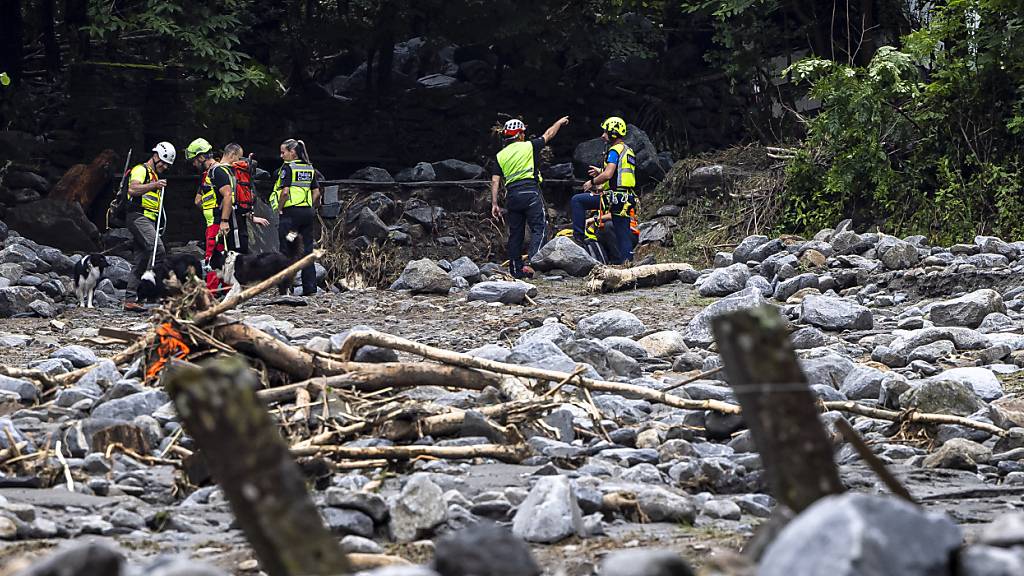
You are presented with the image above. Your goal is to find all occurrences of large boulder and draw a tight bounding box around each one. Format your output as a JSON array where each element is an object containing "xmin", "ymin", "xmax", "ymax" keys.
[
  {"xmin": 698, "ymin": 263, "xmax": 750, "ymax": 297},
  {"xmin": 431, "ymin": 159, "xmax": 485, "ymax": 180},
  {"xmin": 0, "ymin": 286, "xmax": 46, "ymax": 318},
  {"xmin": 571, "ymin": 124, "xmax": 664, "ymax": 183},
  {"xmin": 801, "ymin": 295, "xmax": 873, "ymax": 331},
  {"xmin": 931, "ymin": 367, "xmax": 1003, "ymax": 402},
  {"xmin": 732, "ymin": 235, "xmax": 770, "ymax": 263},
  {"xmin": 434, "ymin": 522, "xmax": 541, "ymax": 576},
  {"xmin": 512, "ymin": 475, "xmax": 583, "ymax": 544},
  {"xmin": 684, "ymin": 287, "xmax": 767, "ymax": 347},
  {"xmin": 929, "ymin": 289, "xmax": 1006, "ymax": 328},
  {"xmin": 395, "ymin": 162, "xmax": 437, "ymax": 183},
  {"xmin": 532, "ymin": 237, "xmax": 599, "ymax": 277},
  {"xmin": 348, "ymin": 166, "xmax": 394, "ymax": 182},
  {"xmin": 389, "ymin": 474, "xmax": 447, "ymax": 542},
  {"xmin": 759, "ymin": 493, "xmax": 961, "ymax": 576},
  {"xmin": 899, "ymin": 380, "xmax": 984, "ymax": 416},
  {"xmin": 5, "ymin": 198, "xmax": 100, "ymax": 252},
  {"xmin": 390, "ymin": 259, "xmax": 452, "ymax": 294},
  {"xmin": 876, "ymin": 235, "xmax": 919, "ymax": 270}
]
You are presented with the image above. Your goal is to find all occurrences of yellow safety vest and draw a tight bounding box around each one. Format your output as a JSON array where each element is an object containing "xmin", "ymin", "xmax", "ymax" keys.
[
  {"xmin": 601, "ymin": 142, "xmax": 637, "ymax": 216},
  {"xmin": 496, "ymin": 141, "xmax": 542, "ymax": 187},
  {"xmin": 199, "ymin": 169, "xmax": 218, "ymax": 226},
  {"xmin": 128, "ymin": 163, "xmax": 162, "ymax": 222},
  {"xmin": 275, "ymin": 161, "xmax": 315, "ymax": 208}
]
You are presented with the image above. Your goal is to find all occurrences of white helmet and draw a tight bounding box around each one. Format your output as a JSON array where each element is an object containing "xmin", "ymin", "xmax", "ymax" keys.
[
  {"xmin": 152, "ymin": 141, "xmax": 176, "ymax": 165},
  {"xmin": 503, "ymin": 119, "xmax": 525, "ymax": 136}
]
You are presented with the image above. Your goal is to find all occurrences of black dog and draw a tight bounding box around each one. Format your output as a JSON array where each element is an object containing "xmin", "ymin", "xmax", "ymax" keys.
[
  {"xmin": 73, "ymin": 254, "xmax": 109, "ymax": 308},
  {"xmin": 210, "ymin": 232, "xmax": 304, "ymax": 299},
  {"xmin": 167, "ymin": 253, "xmax": 204, "ymax": 287},
  {"xmin": 136, "ymin": 254, "xmax": 205, "ymax": 304}
]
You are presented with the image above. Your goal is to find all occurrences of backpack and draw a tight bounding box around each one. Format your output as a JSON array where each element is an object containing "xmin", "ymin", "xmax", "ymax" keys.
[
  {"xmin": 105, "ymin": 167, "xmax": 132, "ymax": 229},
  {"xmin": 229, "ymin": 158, "xmax": 256, "ymax": 214}
]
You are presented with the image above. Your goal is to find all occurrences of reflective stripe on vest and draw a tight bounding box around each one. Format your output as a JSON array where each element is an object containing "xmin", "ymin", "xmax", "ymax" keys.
[
  {"xmin": 200, "ymin": 169, "xmax": 218, "ymax": 226},
  {"xmin": 277, "ymin": 161, "xmax": 315, "ymax": 208},
  {"xmin": 496, "ymin": 141, "xmax": 542, "ymax": 187}
]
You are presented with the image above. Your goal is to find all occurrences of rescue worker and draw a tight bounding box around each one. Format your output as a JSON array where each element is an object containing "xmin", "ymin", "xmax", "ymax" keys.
[
  {"xmin": 489, "ymin": 115, "xmax": 569, "ymax": 278},
  {"xmin": 124, "ymin": 141, "xmax": 174, "ymax": 311},
  {"xmin": 571, "ymin": 116, "xmax": 638, "ymax": 264},
  {"xmin": 189, "ymin": 138, "xmax": 223, "ymax": 291},
  {"xmin": 274, "ymin": 138, "xmax": 320, "ymax": 296}
]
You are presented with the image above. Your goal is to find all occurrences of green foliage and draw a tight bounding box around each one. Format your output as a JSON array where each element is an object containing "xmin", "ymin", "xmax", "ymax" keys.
[
  {"xmin": 84, "ymin": 0, "xmax": 268, "ymax": 102},
  {"xmin": 782, "ymin": 0, "xmax": 1024, "ymax": 243}
]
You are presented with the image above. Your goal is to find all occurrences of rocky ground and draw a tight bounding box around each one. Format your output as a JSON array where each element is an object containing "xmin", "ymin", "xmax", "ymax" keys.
[{"xmin": 2, "ymin": 217, "xmax": 1024, "ymax": 575}]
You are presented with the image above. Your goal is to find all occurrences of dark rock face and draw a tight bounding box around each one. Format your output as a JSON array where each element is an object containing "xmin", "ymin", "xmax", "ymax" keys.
[{"xmin": 6, "ymin": 198, "xmax": 100, "ymax": 252}]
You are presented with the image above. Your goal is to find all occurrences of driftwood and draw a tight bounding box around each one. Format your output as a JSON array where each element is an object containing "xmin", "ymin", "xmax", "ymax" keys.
[
  {"xmin": 49, "ymin": 149, "xmax": 117, "ymax": 211},
  {"xmin": 821, "ymin": 400, "xmax": 1008, "ymax": 437},
  {"xmin": 163, "ymin": 357, "xmax": 350, "ymax": 576},
  {"xmin": 335, "ymin": 329, "xmax": 742, "ymax": 415},
  {"xmin": 291, "ymin": 442, "xmax": 530, "ymax": 463},
  {"xmin": 586, "ymin": 263, "xmax": 696, "ymax": 293},
  {"xmin": 712, "ymin": 305, "xmax": 844, "ymax": 513}
]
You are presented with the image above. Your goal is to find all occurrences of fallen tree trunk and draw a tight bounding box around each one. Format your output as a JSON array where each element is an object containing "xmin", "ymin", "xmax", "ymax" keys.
[
  {"xmin": 291, "ymin": 442, "xmax": 530, "ymax": 463},
  {"xmin": 163, "ymin": 357, "xmax": 350, "ymax": 576},
  {"xmin": 821, "ymin": 400, "xmax": 1008, "ymax": 437},
  {"xmin": 335, "ymin": 330, "xmax": 741, "ymax": 415},
  {"xmin": 586, "ymin": 263, "xmax": 696, "ymax": 293}
]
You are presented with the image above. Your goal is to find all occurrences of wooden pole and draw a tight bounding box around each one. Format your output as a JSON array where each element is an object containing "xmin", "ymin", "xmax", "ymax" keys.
[
  {"xmin": 586, "ymin": 263, "xmax": 696, "ymax": 293},
  {"xmin": 162, "ymin": 357, "xmax": 350, "ymax": 576},
  {"xmin": 711, "ymin": 305, "xmax": 844, "ymax": 513}
]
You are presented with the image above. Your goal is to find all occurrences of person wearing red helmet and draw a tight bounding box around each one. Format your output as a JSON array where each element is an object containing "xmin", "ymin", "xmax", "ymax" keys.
[{"xmin": 489, "ymin": 115, "xmax": 569, "ymax": 278}]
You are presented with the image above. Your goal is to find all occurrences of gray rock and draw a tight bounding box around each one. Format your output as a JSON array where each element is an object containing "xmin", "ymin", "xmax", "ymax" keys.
[
  {"xmin": 600, "ymin": 549, "xmax": 694, "ymax": 576},
  {"xmin": 713, "ymin": 252, "xmax": 733, "ymax": 267},
  {"xmin": 0, "ymin": 286, "xmax": 45, "ymax": 317},
  {"xmin": 774, "ymin": 273, "xmax": 819, "ymax": 301},
  {"xmin": 922, "ymin": 437, "xmax": 991, "ymax": 470},
  {"xmin": 576, "ymin": 310, "xmax": 645, "ymax": 339},
  {"xmin": 746, "ymin": 275, "xmax": 774, "ymax": 297},
  {"xmin": 732, "ymin": 235, "xmax": 770, "ymax": 263},
  {"xmin": 801, "ymin": 295, "xmax": 872, "ymax": 331},
  {"xmin": 958, "ymin": 546, "xmax": 1024, "ymax": 576},
  {"xmin": 390, "ymin": 474, "xmax": 447, "ymax": 542},
  {"xmin": 326, "ymin": 488, "xmax": 389, "ymax": 523},
  {"xmin": 636, "ymin": 487, "xmax": 696, "ymax": 524},
  {"xmin": 517, "ymin": 322, "xmax": 575, "ymax": 348},
  {"xmin": 636, "ymin": 331, "xmax": 687, "ymax": 357},
  {"xmin": 839, "ymin": 366, "xmax": 887, "ymax": 401},
  {"xmin": 467, "ymin": 281, "xmax": 537, "ymax": 305},
  {"xmin": 13, "ymin": 542, "xmax": 124, "ymax": 576},
  {"xmin": 431, "ymin": 159, "xmax": 485, "ymax": 180},
  {"xmin": 900, "ymin": 380, "xmax": 984, "ymax": 416},
  {"xmin": 51, "ymin": 345, "xmax": 97, "ymax": 368},
  {"xmin": 748, "ymin": 239, "xmax": 785, "ymax": 262},
  {"xmin": 698, "ymin": 263, "xmax": 751, "ymax": 297},
  {"xmin": 800, "ymin": 354, "xmax": 856, "ymax": 388},
  {"xmin": 702, "ymin": 499, "xmax": 742, "ymax": 520},
  {"xmin": 602, "ymin": 336, "xmax": 649, "ymax": 360},
  {"xmin": 876, "ymin": 235, "xmax": 919, "ymax": 270},
  {"xmin": 434, "ymin": 522, "xmax": 541, "ymax": 576},
  {"xmin": 322, "ymin": 507, "xmax": 375, "ymax": 537},
  {"xmin": 979, "ymin": 312, "xmax": 1017, "ymax": 334},
  {"xmin": 349, "ymin": 166, "xmax": 394, "ymax": 182},
  {"xmin": 145, "ymin": 559, "xmax": 228, "ymax": 576},
  {"xmin": 508, "ymin": 339, "xmax": 588, "ymax": 375},
  {"xmin": 448, "ymin": 257, "xmax": 481, "ymax": 283},
  {"xmin": 968, "ymin": 253, "xmax": 1009, "ymax": 267},
  {"xmin": 930, "ymin": 289, "xmax": 1006, "ymax": 328},
  {"xmin": 91, "ymin": 390, "xmax": 170, "ymax": 422},
  {"xmin": 512, "ymin": 475, "xmax": 583, "ymax": 543},
  {"xmin": 396, "ymin": 162, "xmax": 437, "ymax": 182},
  {"xmin": 466, "ymin": 344, "xmax": 511, "ymax": 363},
  {"xmin": 977, "ymin": 235, "xmax": 1019, "ymax": 259},
  {"xmin": 790, "ymin": 327, "xmax": 827, "ymax": 349},
  {"xmin": 390, "ymin": 259, "xmax": 453, "ymax": 294},
  {"xmin": 932, "ymin": 367, "xmax": 1003, "ymax": 402},
  {"xmin": 980, "ymin": 512, "xmax": 1024, "ymax": 547},
  {"xmin": 759, "ymin": 493, "xmax": 960, "ymax": 576},
  {"xmin": 909, "ymin": 340, "xmax": 955, "ymax": 363},
  {"xmin": 341, "ymin": 535, "xmax": 384, "ymax": 554},
  {"xmin": 684, "ymin": 287, "xmax": 767, "ymax": 346},
  {"xmin": 532, "ymin": 237, "xmax": 599, "ymax": 277},
  {"xmin": 0, "ymin": 375, "xmax": 38, "ymax": 402}
]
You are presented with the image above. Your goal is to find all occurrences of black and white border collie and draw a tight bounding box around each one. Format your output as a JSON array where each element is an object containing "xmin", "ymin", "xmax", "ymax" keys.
[
  {"xmin": 137, "ymin": 254, "xmax": 205, "ymax": 303},
  {"xmin": 73, "ymin": 254, "xmax": 109, "ymax": 308},
  {"xmin": 209, "ymin": 231, "xmax": 303, "ymax": 299}
]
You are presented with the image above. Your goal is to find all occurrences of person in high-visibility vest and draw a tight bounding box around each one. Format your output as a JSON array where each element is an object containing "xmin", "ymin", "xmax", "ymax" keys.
[
  {"xmin": 489, "ymin": 115, "xmax": 569, "ymax": 278},
  {"xmin": 274, "ymin": 138, "xmax": 321, "ymax": 296},
  {"xmin": 124, "ymin": 141, "xmax": 174, "ymax": 311},
  {"xmin": 571, "ymin": 116, "xmax": 638, "ymax": 263}
]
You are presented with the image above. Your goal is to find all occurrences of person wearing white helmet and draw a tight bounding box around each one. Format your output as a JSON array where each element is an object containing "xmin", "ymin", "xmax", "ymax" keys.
[
  {"xmin": 489, "ymin": 115, "xmax": 569, "ymax": 278},
  {"xmin": 123, "ymin": 141, "xmax": 174, "ymax": 310}
]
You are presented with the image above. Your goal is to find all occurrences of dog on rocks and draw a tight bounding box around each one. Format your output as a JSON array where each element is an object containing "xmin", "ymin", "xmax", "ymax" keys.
[{"xmin": 73, "ymin": 253, "xmax": 109, "ymax": 308}]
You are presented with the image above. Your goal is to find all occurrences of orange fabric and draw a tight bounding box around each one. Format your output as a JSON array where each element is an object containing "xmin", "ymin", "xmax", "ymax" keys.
[{"xmin": 146, "ymin": 323, "xmax": 190, "ymax": 380}]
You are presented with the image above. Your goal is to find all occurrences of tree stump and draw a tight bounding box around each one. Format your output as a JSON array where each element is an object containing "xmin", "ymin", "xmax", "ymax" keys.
[
  {"xmin": 163, "ymin": 357, "xmax": 350, "ymax": 576},
  {"xmin": 711, "ymin": 305, "xmax": 843, "ymax": 512},
  {"xmin": 49, "ymin": 149, "xmax": 118, "ymax": 210}
]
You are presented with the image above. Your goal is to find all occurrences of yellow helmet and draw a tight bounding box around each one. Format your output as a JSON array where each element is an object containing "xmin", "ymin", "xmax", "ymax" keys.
[
  {"xmin": 555, "ymin": 228, "xmax": 574, "ymax": 238},
  {"xmin": 601, "ymin": 116, "xmax": 627, "ymax": 138},
  {"xmin": 185, "ymin": 137, "xmax": 213, "ymax": 161}
]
